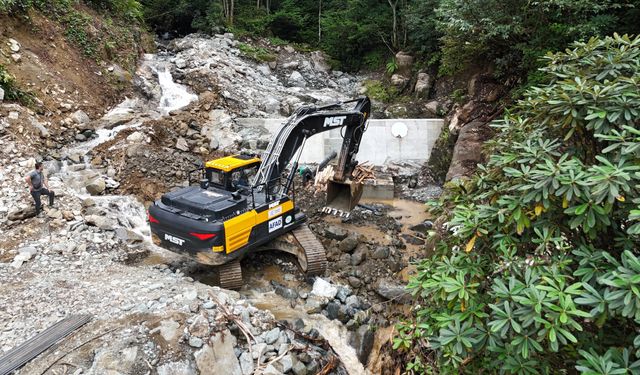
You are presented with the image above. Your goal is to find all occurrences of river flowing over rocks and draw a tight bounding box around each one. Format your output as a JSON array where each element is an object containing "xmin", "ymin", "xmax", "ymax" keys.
[{"xmin": 0, "ymin": 32, "xmax": 435, "ymax": 375}]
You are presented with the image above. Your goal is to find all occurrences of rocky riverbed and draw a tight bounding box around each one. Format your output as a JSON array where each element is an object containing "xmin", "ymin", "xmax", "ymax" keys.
[{"xmin": 0, "ymin": 32, "xmax": 438, "ymax": 375}]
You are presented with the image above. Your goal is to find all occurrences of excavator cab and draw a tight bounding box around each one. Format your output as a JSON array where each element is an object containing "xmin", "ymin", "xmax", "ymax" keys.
[{"xmin": 204, "ymin": 155, "xmax": 261, "ymax": 192}]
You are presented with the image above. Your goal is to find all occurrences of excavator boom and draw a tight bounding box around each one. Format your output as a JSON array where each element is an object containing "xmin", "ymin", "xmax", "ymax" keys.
[{"xmin": 253, "ymin": 97, "xmax": 371, "ymax": 213}]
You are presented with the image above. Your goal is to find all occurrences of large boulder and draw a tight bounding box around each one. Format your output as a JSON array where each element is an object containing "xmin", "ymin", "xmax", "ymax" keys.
[
  {"xmin": 390, "ymin": 74, "xmax": 409, "ymax": 89},
  {"xmin": 11, "ymin": 246, "xmax": 38, "ymax": 268},
  {"xmin": 109, "ymin": 64, "xmax": 131, "ymax": 83},
  {"xmin": 71, "ymin": 110, "xmax": 91, "ymax": 125},
  {"xmin": 349, "ymin": 325, "xmax": 375, "ymax": 365},
  {"xmin": 446, "ymin": 121, "xmax": 492, "ymax": 181},
  {"xmin": 176, "ymin": 137, "xmax": 189, "ymax": 152},
  {"xmin": 85, "ymin": 215, "xmax": 115, "ymax": 231},
  {"xmin": 87, "ymin": 346, "xmax": 140, "ymax": 374},
  {"xmin": 86, "ymin": 178, "xmax": 106, "ymax": 195},
  {"xmin": 423, "ymin": 100, "xmax": 440, "ymax": 117},
  {"xmin": 8, "ymin": 206, "xmax": 36, "ymax": 221},
  {"xmin": 339, "ymin": 235, "xmax": 359, "ymax": 253},
  {"xmin": 288, "ymin": 71, "xmax": 306, "ymax": 87},
  {"xmin": 323, "ymin": 225, "xmax": 348, "ymax": 240},
  {"xmin": 395, "ymin": 51, "xmax": 414, "ymax": 78},
  {"xmin": 310, "ymin": 51, "xmax": 331, "ymax": 73},
  {"xmin": 414, "ymin": 72, "xmax": 432, "ymax": 98},
  {"xmin": 9, "ymin": 38, "xmax": 20, "ymax": 52},
  {"xmin": 311, "ymin": 278, "xmax": 338, "ymax": 299},
  {"xmin": 375, "ymin": 279, "xmax": 411, "ymax": 304},
  {"xmin": 195, "ymin": 330, "xmax": 242, "ymax": 375}
]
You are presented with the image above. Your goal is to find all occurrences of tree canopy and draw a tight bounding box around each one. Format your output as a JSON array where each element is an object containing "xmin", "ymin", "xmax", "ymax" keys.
[{"xmin": 137, "ymin": 0, "xmax": 640, "ymax": 75}]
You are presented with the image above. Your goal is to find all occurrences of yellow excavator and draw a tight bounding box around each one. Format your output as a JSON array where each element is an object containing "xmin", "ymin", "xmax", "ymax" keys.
[{"xmin": 149, "ymin": 97, "xmax": 370, "ymax": 289}]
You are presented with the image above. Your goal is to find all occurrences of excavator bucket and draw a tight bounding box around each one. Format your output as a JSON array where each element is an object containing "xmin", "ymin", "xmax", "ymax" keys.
[{"xmin": 324, "ymin": 179, "xmax": 364, "ymax": 217}]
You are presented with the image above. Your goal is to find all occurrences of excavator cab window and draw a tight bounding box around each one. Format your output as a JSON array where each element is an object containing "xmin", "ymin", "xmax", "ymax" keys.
[
  {"xmin": 205, "ymin": 168, "xmax": 225, "ymax": 188},
  {"xmin": 231, "ymin": 164, "xmax": 258, "ymax": 191}
]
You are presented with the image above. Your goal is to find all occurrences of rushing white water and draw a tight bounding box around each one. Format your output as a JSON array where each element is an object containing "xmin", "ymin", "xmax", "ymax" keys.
[
  {"xmin": 54, "ymin": 52, "xmax": 199, "ymax": 245},
  {"xmin": 105, "ymin": 97, "xmax": 139, "ymax": 117},
  {"xmin": 157, "ymin": 65, "xmax": 198, "ymax": 114}
]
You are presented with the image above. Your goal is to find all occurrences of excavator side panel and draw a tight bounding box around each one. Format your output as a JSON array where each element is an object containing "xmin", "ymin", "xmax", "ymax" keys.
[
  {"xmin": 222, "ymin": 200, "xmax": 295, "ymax": 254},
  {"xmin": 223, "ymin": 210, "xmax": 257, "ymax": 253}
]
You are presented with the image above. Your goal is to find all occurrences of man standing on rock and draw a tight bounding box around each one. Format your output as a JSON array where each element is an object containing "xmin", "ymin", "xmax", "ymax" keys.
[{"xmin": 25, "ymin": 161, "xmax": 55, "ymax": 216}]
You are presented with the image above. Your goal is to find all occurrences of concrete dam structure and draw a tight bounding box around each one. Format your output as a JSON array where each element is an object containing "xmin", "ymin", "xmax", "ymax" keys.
[{"xmin": 238, "ymin": 118, "xmax": 444, "ymax": 166}]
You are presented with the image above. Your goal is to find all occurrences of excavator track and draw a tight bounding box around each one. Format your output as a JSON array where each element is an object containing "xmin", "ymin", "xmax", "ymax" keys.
[
  {"xmin": 219, "ymin": 259, "xmax": 243, "ymax": 290},
  {"xmin": 292, "ymin": 224, "xmax": 328, "ymax": 276}
]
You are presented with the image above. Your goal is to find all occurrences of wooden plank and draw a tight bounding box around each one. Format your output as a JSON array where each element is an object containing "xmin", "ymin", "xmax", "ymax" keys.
[{"xmin": 0, "ymin": 314, "xmax": 92, "ymax": 375}]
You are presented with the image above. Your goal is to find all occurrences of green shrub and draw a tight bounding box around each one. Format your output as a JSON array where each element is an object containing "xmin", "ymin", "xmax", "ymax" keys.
[
  {"xmin": 397, "ymin": 34, "xmax": 640, "ymax": 374},
  {"xmin": 363, "ymin": 80, "xmax": 398, "ymax": 103},
  {"xmin": 237, "ymin": 43, "xmax": 276, "ymax": 62},
  {"xmin": 0, "ymin": 65, "xmax": 35, "ymax": 106},
  {"xmin": 385, "ymin": 58, "xmax": 398, "ymax": 75}
]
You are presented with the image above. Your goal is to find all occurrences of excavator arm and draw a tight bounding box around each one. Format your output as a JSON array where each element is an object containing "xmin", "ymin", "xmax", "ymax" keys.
[{"xmin": 253, "ymin": 96, "xmax": 371, "ymax": 211}]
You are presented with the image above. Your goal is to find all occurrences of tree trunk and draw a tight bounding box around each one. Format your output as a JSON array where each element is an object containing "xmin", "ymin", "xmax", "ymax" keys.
[
  {"xmin": 388, "ymin": 0, "xmax": 398, "ymax": 48},
  {"xmin": 221, "ymin": 0, "xmax": 235, "ymax": 26},
  {"xmin": 401, "ymin": 0, "xmax": 407, "ymax": 47},
  {"xmin": 318, "ymin": 0, "xmax": 322, "ymax": 42}
]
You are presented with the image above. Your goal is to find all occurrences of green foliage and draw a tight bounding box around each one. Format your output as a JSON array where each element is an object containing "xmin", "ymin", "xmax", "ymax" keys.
[
  {"xmin": 361, "ymin": 50, "xmax": 386, "ymax": 70},
  {"xmin": 427, "ymin": 125, "xmax": 455, "ymax": 184},
  {"xmin": 362, "ymin": 80, "xmax": 398, "ymax": 103},
  {"xmin": 434, "ymin": 0, "xmax": 640, "ymax": 77},
  {"xmin": 319, "ymin": 0, "xmax": 392, "ymax": 71},
  {"xmin": 2, "ymin": 0, "xmax": 145, "ymax": 64},
  {"xmin": 399, "ymin": 34, "xmax": 640, "ymax": 373},
  {"xmin": 404, "ymin": 0, "xmax": 442, "ymax": 58},
  {"xmin": 0, "ymin": 65, "xmax": 35, "ymax": 106},
  {"xmin": 268, "ymin": 36, "xmax": 289, "ymax": 46},
  {"xmin": 85, "ymin": 0, "xmax": 143, "ymax": 21},
  {"xmin": 0, "ymin": 0, "xmax": 16, "ymax": 12},
  {"xmin": 450, "ymin": 88, "xmax": 466, "ymax": 104},
  {"xmin": 63, "ymin": 10, "xmax": 97, "ymax": 57},
  {"xmin": 237, "ymin": 43, "xmax": 276, "ymax": 62},
  {"xmin": 385, "ymin": 58, "xmax": 398, "ymax": 75}
]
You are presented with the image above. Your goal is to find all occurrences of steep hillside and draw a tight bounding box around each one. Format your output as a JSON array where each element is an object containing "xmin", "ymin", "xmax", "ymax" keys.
[{"xmin": 1, "ymin": 4, "xmax": 151, "ymax": 119}]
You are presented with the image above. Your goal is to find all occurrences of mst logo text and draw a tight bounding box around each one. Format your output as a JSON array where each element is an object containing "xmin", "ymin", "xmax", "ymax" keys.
[
  {"xmin": 164, "ymin": 234, "xmax": 185, "ymax": 246},
  {"xmin": 323, "ymin": 116, "xmax": 346, "ymax": 127}
]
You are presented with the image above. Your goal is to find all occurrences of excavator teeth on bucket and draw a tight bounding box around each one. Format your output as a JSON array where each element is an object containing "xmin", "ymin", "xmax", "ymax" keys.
[{"xmin": 320, "ymin": 206, "xmax": 351, "ymax": 219}]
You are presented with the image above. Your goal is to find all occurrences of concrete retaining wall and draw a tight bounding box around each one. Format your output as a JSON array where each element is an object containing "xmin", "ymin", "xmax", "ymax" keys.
[{"xmin": 237, "ymin": 118, "xmax": 444, "ymax": 166}]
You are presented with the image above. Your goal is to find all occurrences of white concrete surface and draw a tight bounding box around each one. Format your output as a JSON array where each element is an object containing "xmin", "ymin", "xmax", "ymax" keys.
[{"xmin": 238, "ymin": 118, "xmax": 444, "ymax": 166}]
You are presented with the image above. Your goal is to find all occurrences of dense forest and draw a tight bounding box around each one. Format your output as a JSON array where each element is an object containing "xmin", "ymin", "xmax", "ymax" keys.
[
  {"xmin": 141, "ymin": 0, "xmax": 640, "ymax": 79},
  {"xmin": 3, "ymin": 0, "xmax": 639, "ymax": 79}
]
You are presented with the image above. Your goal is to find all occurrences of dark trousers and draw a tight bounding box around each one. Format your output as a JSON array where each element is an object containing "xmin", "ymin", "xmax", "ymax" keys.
[{"xmin": 31, "ymin": 188, "xmax": 54, "ymax": 214}]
